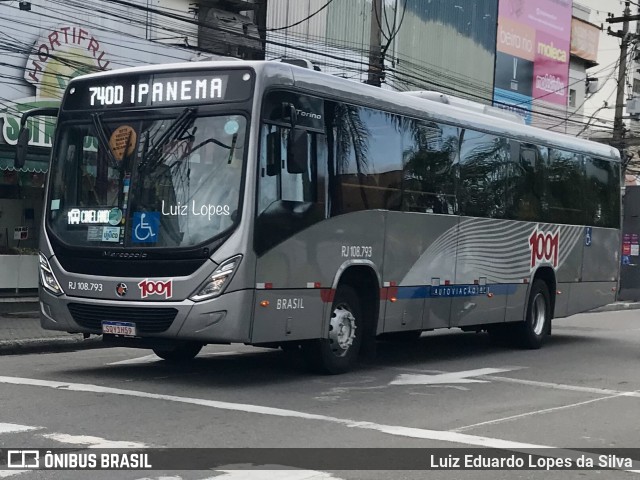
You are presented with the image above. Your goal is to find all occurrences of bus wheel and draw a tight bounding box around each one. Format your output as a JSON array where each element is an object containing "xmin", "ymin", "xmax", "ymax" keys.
[
  {"xmin": 515, "ymin": 279, "xmax": 551, "ymax": 349},
  {"xmin": 302, "ymin": 285, "xmax": 362, "ymax": 374},
  {"xmin": 153, "ymin": 342, "xmax": 203, "ymax": 362}
]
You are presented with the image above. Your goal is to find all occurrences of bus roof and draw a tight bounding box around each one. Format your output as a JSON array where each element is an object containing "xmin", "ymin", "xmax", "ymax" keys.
[{"xmin": 70, "ymin": 60, "xmax": 620, "ymax": 161}]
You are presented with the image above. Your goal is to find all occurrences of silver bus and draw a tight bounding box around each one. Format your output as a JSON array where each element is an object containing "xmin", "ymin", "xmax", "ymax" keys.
[{"xmin": 20, "ymin": 60, "xmax": 621, "ymax": 373}]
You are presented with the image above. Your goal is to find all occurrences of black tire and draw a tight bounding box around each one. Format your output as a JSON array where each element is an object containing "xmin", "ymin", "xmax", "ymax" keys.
[
  {"xmin": 513, "ymin": 279, "xmax": 551, "ymax": 349},
  {"xmin": 302, "ymin": 285, "xmax": 363, "ymax": 374},
  {"xmin": 153, "ymin": 342, "xmax": 203, "ymax": 362}
]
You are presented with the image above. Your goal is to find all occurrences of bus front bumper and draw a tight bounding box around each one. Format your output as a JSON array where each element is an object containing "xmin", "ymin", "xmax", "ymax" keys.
[{"xmin": 39, "ymin": 288, "xmax": 255, "ymax": 344}]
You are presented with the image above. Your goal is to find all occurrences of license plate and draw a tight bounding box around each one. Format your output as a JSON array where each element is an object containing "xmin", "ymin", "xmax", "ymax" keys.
[{"xmin": 102, "ymin": 321, "xmax": 137, "ymax": 336}]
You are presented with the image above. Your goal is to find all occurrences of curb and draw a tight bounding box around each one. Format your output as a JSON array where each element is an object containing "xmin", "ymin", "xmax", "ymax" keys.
[
  {"xmin": 589, "ymin": 302, "xmax": 640, "ymax": 313},
  {"xmin": 0, "ymin": 336, "xmax": 104, "ymax": 355}
]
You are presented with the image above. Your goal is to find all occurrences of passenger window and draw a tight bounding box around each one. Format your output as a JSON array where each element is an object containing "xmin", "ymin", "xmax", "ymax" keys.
[
  {"xmin": 547, "ymin": 149, "xmax": 585, "ymax": 224},
  {"xmin": 402, "ymin": 121, "xmax": 457, "ymax": 214},
  {"xmin": 505, "ymin": 143, "xmax": 547, "ymax": 221},
  {"xmin": 459, "ymin": 130, "xmax": 509, "ymax": 218},
  {"xmin": 585, "ymin": 156, "xmax": 621, "ymax": 228}
]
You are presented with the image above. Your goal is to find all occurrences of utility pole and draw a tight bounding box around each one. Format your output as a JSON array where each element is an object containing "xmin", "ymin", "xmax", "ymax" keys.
[
  {"xmin": 607, "ymin": 0, "xmax": 635, "ymax": 147},
  {"xmin": 367, "ymin": 0, "xmax": 383, "ymax": 86}
]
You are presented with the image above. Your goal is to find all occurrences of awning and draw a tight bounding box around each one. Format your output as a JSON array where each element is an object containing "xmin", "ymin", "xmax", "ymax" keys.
[{"xmin": 0, "ymin": 149, "xmax": 50, "ymax": 173}]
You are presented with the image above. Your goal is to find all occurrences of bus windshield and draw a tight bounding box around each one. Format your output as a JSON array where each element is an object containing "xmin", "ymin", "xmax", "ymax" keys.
[{"xmin": 47, "ymin": 111, "xmax": 246, "ymax": 248}]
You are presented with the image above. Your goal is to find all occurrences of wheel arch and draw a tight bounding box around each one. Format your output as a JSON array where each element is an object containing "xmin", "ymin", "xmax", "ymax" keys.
[
  {"xmin": 332, "ymin": 261, "xmax": 381, "ymax": 339},
  {"xmin": 532, "ymin": 266, "xmax": 556, "ymax": 319}
]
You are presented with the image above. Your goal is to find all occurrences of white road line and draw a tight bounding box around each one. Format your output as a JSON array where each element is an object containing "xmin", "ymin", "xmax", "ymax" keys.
[
  {"xmin": 454, "ymin": 390, "xmax": 640, "ymax": 432},
  {"xmin": 107, "ymin": 351, "xmax": 240, "ymax": 365},
  {"xmin": 41, "ymin": 433, "xmax": 148, "ymax": 449},
  {"xmin": 0, "ymin": 472, "xmax": 28, "ymax": 478},
  {"xmin": 135, "ymin": 473, "xmax": 339, "ymax": 480},
  {"xmin": 0, "ymin": 423, "xmax": 38, "ymax": 434},
  {"xmin": 107, "ymin": 354, "xmax": 161, "ymax": 366},
  {"xmin": 207, "ymin": 470, "xmax": 340, "ymax": 479},
  {"xmin": 0, "ymin": 376, "xmax": 638, "ymax": 474},
  {"xmin": 483, "ymin": 374, "xmax": 640, "ymax": 398}
]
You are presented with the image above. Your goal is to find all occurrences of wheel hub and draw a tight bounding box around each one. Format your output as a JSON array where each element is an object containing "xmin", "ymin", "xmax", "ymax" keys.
[{"xmin": 329, "ymin": 306, "xmax": 357, "ymax": 354}]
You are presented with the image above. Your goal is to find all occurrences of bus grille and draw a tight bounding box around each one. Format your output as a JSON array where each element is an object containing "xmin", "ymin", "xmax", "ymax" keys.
[{"xmin": 68, "ymin": 303, "xmax": 178, "ymax": 333}]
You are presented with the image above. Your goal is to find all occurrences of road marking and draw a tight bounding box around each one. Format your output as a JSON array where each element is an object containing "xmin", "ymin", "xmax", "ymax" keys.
[
  {"xmin": 210, "ymin": 470, "xmax": 339, "ymax": 479},
  {"xmin": 107, "ymin": 351, "xmax": 240, "ymax": 365},
  {"xmin": 41, "ymin": 433, "xmax": 148, "ymax": 449},
  {"xmin": 454, "ymin": 390, "xmax": 640, "ymax": 432},
  {"xmin": 483, "ymin": 374, "xmax": 640, "ymax": 398},
  {"xmin": 135, "ymin": 472, "xmax": 339, "ymax": 480},
  {"xmin": 390, "ymin": 368, "xmax": 520, "ymax": 385},
  {"xmin": 0, "ymin": 472, "xmax": 27, "ymax": 478},
  {"xmin": 0, "ymin": 376, "xmax": 639, "ymax": 474},
  {"xmin": 394, "ymin": 367, "xmax": 640, "ymax": 398},
  {"xmin": 0, "ymin": 423, "xmax": 38, "ymax": 434},
  {"xmin": 107, "ymin": 354, "xmax": 162, "ymax": 365}
]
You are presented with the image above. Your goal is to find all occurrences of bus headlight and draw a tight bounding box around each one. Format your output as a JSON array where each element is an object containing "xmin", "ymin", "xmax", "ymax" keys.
[
  {"xmin": 191, "ymin": 255, "xmax": 242, "ymax": 301},
  {"xmin": 39, "ymin": 253, "xmax": 63, "ymax": 296}
]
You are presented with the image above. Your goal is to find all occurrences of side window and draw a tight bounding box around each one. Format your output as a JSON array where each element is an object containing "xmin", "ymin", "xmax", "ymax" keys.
[
  {"xmin": 458, "ymin": 130, "xmax": 509, "ymax": 218},
  {"xmin": 505, "ymin": 143, "xmax": 547, "ymax": 221},
  {"xmin": 402, "ymin": 121, "xmax": 456, "ymax": 214},
  {"xmin": 585, "ymin": 156, "xmax": 620, "ymax": 228},
  {"xmin": 328, "ymin": 104, "xmax": 402, "ymax": 215},
  {"xmin": 547, "ymin": 149, "xmax": 585, "ymax": 224}
]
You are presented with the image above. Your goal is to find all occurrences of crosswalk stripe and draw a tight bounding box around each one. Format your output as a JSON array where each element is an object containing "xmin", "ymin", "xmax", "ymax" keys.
[
  {"xmin": 212, "ymin": 471, "xmax": 339, "ymax": 479},
  {"xmin": 41, "ymin": 433, "xmax": 148, "ymax": 449},
  {"xmin": 0, "ymin": 423, "xmax": 38, "ymax": 434}
]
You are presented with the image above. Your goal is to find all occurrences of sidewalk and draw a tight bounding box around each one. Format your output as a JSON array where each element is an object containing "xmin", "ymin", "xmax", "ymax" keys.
[
  {"xmin": 589, "ymin": 301, "xmax": 640, "ymax": 313},
  {"xmin": 0, "ymin": 301, "xmax": 101, "ymax": 354}
]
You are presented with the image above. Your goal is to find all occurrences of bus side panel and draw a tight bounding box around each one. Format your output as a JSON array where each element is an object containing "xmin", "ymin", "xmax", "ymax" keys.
[
  {"xmin": 253, "ymin": 211, "xmax": 386, "ymax": 343},
  {"xmin": 580, "ymin": 227, "xmax": 620, "ymax": 283},
  {"xmin": 504, "ymin": 284, "xmax": 529, "ymax": 322},
  {"xmin": 382, "ymin": 212, "xmax": 459, "ymax": 332},
  {"xmin": 251, "ymin": 289, "xmax": 325, "ymax": 343},
  {"xmin": 566, "ymin": 282, "xmax": 617, "ymax": 316},
  {"xmin": 452, "ymin": 217, "xmax": 508, "ymax": 327}
]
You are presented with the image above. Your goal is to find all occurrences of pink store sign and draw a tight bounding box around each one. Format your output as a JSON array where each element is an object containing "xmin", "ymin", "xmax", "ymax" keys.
[
  {"xmin": 533, "ymin": 31, "xmax": 570, "ymax": 105},
  {"xmin": 497, "ymin": 0, "xmax": 572, "ymax": 106},
  {"xmin": 499, "ymin": 0, "xmax": 572, "ymax": 38}
]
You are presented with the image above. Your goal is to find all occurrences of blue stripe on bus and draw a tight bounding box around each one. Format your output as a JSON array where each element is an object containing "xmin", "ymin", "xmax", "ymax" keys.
[{"xmin": 394, "ymin": 284, "xmax": 520, "ymax": 299}]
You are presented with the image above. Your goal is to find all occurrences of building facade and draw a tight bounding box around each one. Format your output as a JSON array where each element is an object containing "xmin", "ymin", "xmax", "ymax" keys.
[{"xmin": 0, "ymin": 0, "xmax": 205, "ymax": 292}]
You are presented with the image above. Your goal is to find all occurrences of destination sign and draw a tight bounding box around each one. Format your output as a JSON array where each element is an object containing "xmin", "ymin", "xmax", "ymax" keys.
[{"xmin": 63, "ymin": 69, "xmax": 254, "ymax": 110}]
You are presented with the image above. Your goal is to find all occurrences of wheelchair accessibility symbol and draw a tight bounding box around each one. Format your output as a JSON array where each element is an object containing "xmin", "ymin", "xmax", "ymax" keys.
[{"xmin": 132, "ymin": 212, "xmax": 159, "ymax": 243}]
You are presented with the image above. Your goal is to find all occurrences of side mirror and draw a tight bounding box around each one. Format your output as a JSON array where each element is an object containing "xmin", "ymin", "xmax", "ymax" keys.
[
  {"xmin": 266, "ymin": 131, "xmax": 281, "ymax": 176},
  {"xmin": 14, "ymin": 127, "xmax": 30, "ymax": 169},
  {"xmin": 13, "ymin": 106, "xmax": 59, "ymax": 169},
  {"xmin": 287, "ymin": 129, "xmax": 309, "ymax": 174}
]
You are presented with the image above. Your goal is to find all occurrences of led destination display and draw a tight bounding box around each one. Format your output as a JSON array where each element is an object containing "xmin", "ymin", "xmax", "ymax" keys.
[{"xmin": 63, "ymin": 69, "xmax": 254, "ymax": 110}]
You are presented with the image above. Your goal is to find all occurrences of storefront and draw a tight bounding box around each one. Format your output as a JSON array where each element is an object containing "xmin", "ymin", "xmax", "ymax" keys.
[{"xmin": 0, "ymin": 1, "xmax": 200, "ymax": 294}]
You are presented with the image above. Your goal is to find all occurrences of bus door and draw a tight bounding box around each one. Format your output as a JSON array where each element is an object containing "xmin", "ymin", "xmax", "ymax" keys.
[{"xmin": 252, "ymin": 92, "xmax": 328, "ymax": 343}]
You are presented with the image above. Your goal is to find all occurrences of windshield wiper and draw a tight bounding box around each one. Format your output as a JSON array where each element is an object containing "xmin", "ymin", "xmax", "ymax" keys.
[
  {"xmin": 91, "ymin": 113, "xmax": 120, "ymax": 169},
  {"xmin": 139, "ymin": 107, "xmax": 197, "ymax": 171}
]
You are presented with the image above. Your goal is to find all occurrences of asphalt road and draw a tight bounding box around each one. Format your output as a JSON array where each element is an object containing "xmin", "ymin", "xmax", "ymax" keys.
[{"xmin": 1, "ymin": 309, "xmax": 640, "ymax": 479}]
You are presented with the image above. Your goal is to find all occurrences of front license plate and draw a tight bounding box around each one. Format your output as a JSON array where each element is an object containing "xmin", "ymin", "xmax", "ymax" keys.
[{"xmin": 102, "ymin": 321, "xmax": 137, "ymax": 336}]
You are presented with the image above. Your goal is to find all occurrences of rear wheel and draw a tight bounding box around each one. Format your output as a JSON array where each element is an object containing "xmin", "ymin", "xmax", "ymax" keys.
[
  {"xmin": 302, "ymin": 285, "xmax": 362, "ymax": 374},
  {"xmin": 153, "ymin": 342, "xmax": 203, "ymax": 362},
  {"xmin": 513, "ymin": 280, "xmax": 551, "ymax": 349}
]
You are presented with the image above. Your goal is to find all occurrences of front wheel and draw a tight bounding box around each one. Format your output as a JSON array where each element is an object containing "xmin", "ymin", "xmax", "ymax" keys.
[
  {"xmin": 514, "ymin": 279, "xmax": 551, "ymax": 349},
  {"xmin": 302, "ymin": 285, "xmax": 363, "ymax": 374},
  {"xmin": 153, "ymin": 342, "xmax": 203, "ymax": 362}
]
